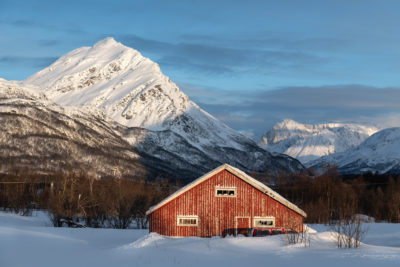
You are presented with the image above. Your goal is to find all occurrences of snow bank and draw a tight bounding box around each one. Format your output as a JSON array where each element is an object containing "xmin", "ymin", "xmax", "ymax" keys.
[
  {"xmin": 121, "ymin": 232, "xmax": 166, "ymax": 249},
  {"xmin": 1, "ymin": 212, "xmax": 400, "ymax": 267}
]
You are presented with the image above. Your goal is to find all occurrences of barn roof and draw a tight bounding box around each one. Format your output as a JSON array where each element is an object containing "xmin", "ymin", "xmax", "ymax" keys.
[{"xmin": 146, "ymin": 164, "xmax": 307, "ymax": 217}]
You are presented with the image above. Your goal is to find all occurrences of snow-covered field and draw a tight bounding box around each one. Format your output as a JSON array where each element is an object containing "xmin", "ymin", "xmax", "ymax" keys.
[{"xmin": 1, "ymin": 212, "xmax": 400, "ymax": 267}]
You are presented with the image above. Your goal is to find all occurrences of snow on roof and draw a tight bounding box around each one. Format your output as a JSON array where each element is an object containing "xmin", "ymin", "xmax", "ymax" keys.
[{"xmin": 146, "ymin": 164, "xmax": 307, "ymax": 217}]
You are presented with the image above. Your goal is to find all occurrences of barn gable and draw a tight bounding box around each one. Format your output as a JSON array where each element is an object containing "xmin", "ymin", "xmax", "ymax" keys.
[{"xmin": 146, "ymin": 164, "xmax": 306, "ymax": 217}]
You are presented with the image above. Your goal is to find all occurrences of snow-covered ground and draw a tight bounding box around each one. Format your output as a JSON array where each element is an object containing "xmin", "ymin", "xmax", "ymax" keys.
[{"xmin": 1, "ymin": 211, "xmax": 400, "ymax": 267}]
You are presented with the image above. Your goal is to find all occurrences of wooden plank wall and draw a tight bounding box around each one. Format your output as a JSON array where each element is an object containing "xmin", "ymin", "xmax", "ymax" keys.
[{"xmin": 149, "ymin": 169, "xmax": 304, "ymax": 236}]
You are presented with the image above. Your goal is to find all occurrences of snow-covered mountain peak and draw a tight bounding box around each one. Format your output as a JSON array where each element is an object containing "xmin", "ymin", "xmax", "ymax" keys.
[
  {"xmin": 309, "ymin": 127, "xmax": 400, "ymax": 174},
  {"xmin": 354, "ymin": 127, "xmax": 400, "ymax": 162},
  {"xmin": 263, "ymin": 119, "xmax": 314, "ymax": 145},
  {"xmin": 274, "ymin": 119, "xmax": 311, "ymax": 131},
  {"xmin": 0, "ymin": 38, "xmax": 307, "ymax": 177},
  {"xmin": 23, "ymin": 37, "xmax": 192, "ymax": 130},
  {"xmin": 259, "ymin": 119, "xmax": 378, "ymax": 163},
  {"xmin": 15, "ymin": 38, "xmax": 306, "ymax": 176},
  {"xmin": 93, "ymin": 37, "xmax": 119, "ymax": 47}
]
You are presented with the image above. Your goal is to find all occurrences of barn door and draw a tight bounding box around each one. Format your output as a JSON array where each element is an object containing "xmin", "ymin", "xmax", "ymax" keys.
[
  {"xmin": 235, "ymin": 216, "xmax": 250, "ymax": 236},
  {"xmin": 201, "ymin": 216, "xmax": 219, "ymax": 237}
]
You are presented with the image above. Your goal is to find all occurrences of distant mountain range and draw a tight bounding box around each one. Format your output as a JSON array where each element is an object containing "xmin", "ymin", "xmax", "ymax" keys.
[
  {"xmin": 259, "ymin": 119, "xmax": 400, "ymax": 174},
  {"xmin": 258, "ymin": 119, "xmax": 378, "ymax": 163},
  {"xmin": 0, "ymin": 38, "xmax": 304, "ymax": 180},
  {"xmin": 4, "ymin": 37, "xmax": 397, "ymax": 177},
  {"xmin": 308, "ymin": 127, "xmax": 400, "ymax": 174}
]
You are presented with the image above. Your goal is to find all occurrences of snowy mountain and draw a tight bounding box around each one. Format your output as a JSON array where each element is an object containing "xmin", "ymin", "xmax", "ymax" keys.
[
  {"xmin": 24, "ymin": 37, "xmax": 187, "ymax": 131},
  {"xmin": 4, "ymin": 37, "xmax": 304, "ymax": 178},
  {"xmin": 309, "ymin": 127, "xmax": 400, "ymax": 174},
  {"xmin": 0, "ymin": 79, "xmax": 147, "ymax": 178},
  {"xmin": 259, "ymin": 119, "xmax": 377, "ymax": 164},
  {"xmin": 0, "ymin": 79, "xmax": 220, "ymax": 179}
]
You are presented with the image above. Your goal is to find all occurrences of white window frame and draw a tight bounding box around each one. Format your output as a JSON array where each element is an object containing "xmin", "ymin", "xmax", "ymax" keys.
[
  {"xmin": 253, "ymin": 216, "xmax": 275, "ymax": 227},
  {"xmin": 215, "ymin": 186, "xmax": 237, "ymax": 197},
  {"xmin": 177, "ymin": 215, "xmax": 198, "ymax": 226}
]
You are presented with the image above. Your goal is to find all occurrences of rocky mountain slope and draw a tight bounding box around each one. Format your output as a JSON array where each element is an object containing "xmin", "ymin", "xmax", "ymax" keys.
[
  {"xmin": 309, "ymin": 127, "xmax": 400, "ymax": 174},
  {"xmin": 259, "ymin": 119, "xmax": 377, "ymax": 164},
  {"xmin": 0, "ymin": 79, "xmax": 147, "ymax": 178},
  {"xmin": 0, "ymin": 38, "xmax": 304, "ymax": 179}
]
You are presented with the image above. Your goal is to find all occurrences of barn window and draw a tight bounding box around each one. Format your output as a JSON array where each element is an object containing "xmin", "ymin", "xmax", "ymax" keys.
[
  {"xmin": 177, "ymin": 216, "xmax": 198, "ymax": 226},
  {"xmin": 253, "ymin": 217, "xmax": 275, "ymax": 227},
  {"xmin": 215, "ymin": 187, "xmax": 236, "ymax": 197}
]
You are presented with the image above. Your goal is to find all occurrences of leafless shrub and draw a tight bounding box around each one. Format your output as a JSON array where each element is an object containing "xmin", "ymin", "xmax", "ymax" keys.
[
  {"xmin": 331, "ymin": 216, "xmax": 368, "ymax": 248},
  {"xmin": 285, "ymin": 225, "xmax": 311, "ymax": 247}
]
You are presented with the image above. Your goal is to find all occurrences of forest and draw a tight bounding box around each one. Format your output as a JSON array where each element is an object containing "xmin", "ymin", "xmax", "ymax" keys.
[
  {"xmin": 0, "ymin": 170, "xmax": 177, "ymax": 228},
  {"xmin": 262, "ymin": 167, "xmax": 400, "ymax": 224},
  {"xmin": 1, "ymin": 166, "xmax": 399, "ymax": 228}
]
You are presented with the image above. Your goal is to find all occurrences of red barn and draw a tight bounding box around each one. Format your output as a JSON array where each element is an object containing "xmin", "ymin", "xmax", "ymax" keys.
[{"xmin": 146, "ymin": 164, "xmax": 306, "ymax": 237}]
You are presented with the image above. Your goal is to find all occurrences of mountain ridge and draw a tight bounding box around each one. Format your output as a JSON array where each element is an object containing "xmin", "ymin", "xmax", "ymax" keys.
[
  {"xmin": 259, "ymin": 119, "xmax": 378, "ymax": 163},
  {"xmin": 309, "ymin": 127, "xmax": 400, "ymax": 174},
  {"xmin": 0, "ymin": 79, "xmax": 148, "ymax": 178},
  {"xmin": 0, "ymin": 38, "xmax": 304, "ymax": 179}
]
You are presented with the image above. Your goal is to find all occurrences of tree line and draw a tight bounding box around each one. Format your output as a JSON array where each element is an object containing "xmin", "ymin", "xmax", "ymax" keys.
[
  {"xmin": 0, "ymin": 170, "xmax": 176, "ymax": 228},
  {"xmin": 268, "ymin": 167, "xmax": 400, "ymax": 224},
  {"xmin": 1, "ymin": 166, "xmax": 399, "ymax": 227}
]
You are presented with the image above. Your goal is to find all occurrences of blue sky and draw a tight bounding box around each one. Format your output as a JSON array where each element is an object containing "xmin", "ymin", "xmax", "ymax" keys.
[{"xmin": 1, "ymin": 0, "xmax": 400, "ymax": 139}]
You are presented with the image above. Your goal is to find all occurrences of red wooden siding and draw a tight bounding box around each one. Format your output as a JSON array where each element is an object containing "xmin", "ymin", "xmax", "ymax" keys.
[{"xmin": 149, "ymin": 169, "xmax": 304, "ymax": 236}]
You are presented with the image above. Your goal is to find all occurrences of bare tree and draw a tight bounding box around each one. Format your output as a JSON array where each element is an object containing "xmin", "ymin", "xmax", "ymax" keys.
[{"xmin": 331, "ymin": 216, "xmax": 368, "ymax": 248}]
